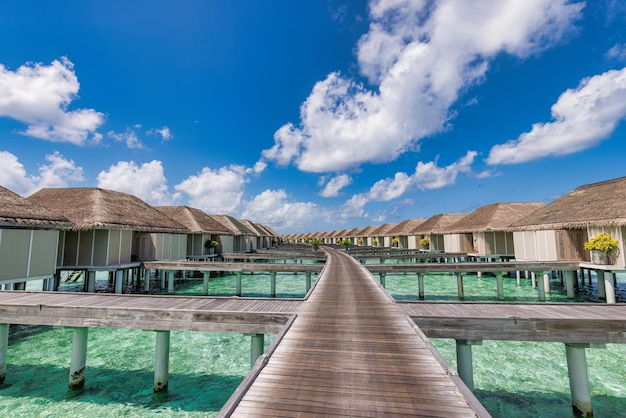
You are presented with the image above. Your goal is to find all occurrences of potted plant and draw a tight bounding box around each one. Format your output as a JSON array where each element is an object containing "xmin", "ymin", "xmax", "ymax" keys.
[
  {"xmin": 341, "ymin": 239, "xmax": 353, "ymax": 251},
  {"xmin": 357, "ymin": 238, "xmax": 364, "ymax": 246},
  {"xmin": 204, "ymin": 239, "xmax": 219, "ymax": 254},
  {"xmin": 584, "ymin": 233, "xmax": 619, "ymax": 264},
  {"xmin": 310, "ymin": 238, "xmax": 322, "ymax": 251},
  {"xmin": 391, "ymin": 237, "xmax": 399, "ymax": 248},
  {"xmin": 419, "ymin": 237, "xmax": 430, "ymax": 250},
  {"xmin": 371, "ymin": 238, "xmax": 378, "ymax": 247}
]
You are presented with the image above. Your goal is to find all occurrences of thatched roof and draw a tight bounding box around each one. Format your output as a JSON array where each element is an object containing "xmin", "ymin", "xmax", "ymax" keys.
[
  {"xmin": 354, "ymin": 226, "xmax": 378, "ymax": 237},
  {"xmin": 409, "ymin": 213, "xmax": 467, "ymax": 235},
  {"xmin": 155, "ymin": 206, "xmax": 231, "ymax": 234},
  {"xmin": 28, "ymin": 188, "xmax": 188, "ymax": 233},
  {"xmin": 209, "ymin": 214, "xmax": 255, "ymax": 236},
  {"xmin": 240, "ymin": 220, "xmax": 268, "ymax": 237},
  {"xmin": 446, "ymin": 202, "xmax": 545, "ymax": 233},
  {"xmin": 387, "ymin": 219, "xmax": 426, "ymax": 236},
  {"xmin": 0, "ymin": 185, "xmax": 71, "ymax": 229},
  {"xmin": 368, "ymin": 223, "xmax": 398, "ymax": 236},
  {"xmin": 510, "ymin": 176, "xmax": 626, "ymax": 231}
]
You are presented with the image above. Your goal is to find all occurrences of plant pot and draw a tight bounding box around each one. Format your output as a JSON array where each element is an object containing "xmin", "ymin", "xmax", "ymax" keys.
[{"xmin": 591, "ymin": 250, "xmax": 608, "ymax": 265}]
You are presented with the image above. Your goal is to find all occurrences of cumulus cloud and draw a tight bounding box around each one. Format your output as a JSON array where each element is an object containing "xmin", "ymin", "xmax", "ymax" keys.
[
  {"xmin": 97, "ymin": 160, "xmax": 178, "ymax": 205},
  {"xmin": 148, "ymin": 126, "xmax": 173, "ymax": 141},
  {"xmin": 0, "ymin": 57, "xmax": 104, "ymax": 144},
  {"xmin": 107, "ymin": 129, "xmax": 144, "ymax": 149},
  {"xmin": 241, "ymin": 189, "xmax": 322, "ymax": 231},
  {"xmin": 263, "ymin": 0, "xmax": 582, "ymax": 172},
  {"xmin": 487, "ymin": 67, "xmax": 626, "ymax": 164},
  {"xmin": 174, "ymin": 165, "xmax": 250, "ymax": 214},
  {"xmin": 320, "ymin": 174, "xmax": 352, "ymax": 197},
  {"xmin": 0, "ymin": 150, "xmax": 83, "ymax": 195}
]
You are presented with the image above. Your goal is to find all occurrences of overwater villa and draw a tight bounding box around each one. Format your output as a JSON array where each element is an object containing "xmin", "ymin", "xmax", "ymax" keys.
[
  {"xmin": 209, "ymin": 214, "xmax": 256, "ymax": 252},
  {"xmin": 367, "ymin": 222, "xmax": 398, "ymax": 247},
  {"xmin": 240, "ymin": 219, "xmax": 275, "ymax": 250},
  {"xmin": 409, "ymin": 213, "xmax": 467, "ymax": 251},
  {"xmin": 0, "ymin": 186, "xmax": 72, "ymax": 291},
  {"xmin": 28, "ymin": 187, "xmax": 189, "ymax": 292},
  {"xmin": 155, "ymin": 206, "xmax": 231, "ymax": 260},
  {"xmin": 443, "ymin": 202, "xmax": 545, "ymax": 257},
  {"xmin": 386, "ymin": 218, "xmax": 426, "ymax": 249},
  {"xmin": 509, "ymin": 176, "xmax": 626, "ymax": 267}
]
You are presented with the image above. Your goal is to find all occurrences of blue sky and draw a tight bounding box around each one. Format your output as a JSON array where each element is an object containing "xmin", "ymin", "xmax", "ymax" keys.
[{"xmin": 1, "ymin": 0, "xmax": 626, "ymax": 234}]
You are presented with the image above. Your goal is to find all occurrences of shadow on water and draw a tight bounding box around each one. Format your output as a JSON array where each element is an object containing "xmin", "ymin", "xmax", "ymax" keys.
[
  {"xmin": 2, "ymin": 363, "xmax": 242, "ymax": 413},
  {"xmin": 8, "ymin": 325, "xmax": 55, "ymax": 345}
]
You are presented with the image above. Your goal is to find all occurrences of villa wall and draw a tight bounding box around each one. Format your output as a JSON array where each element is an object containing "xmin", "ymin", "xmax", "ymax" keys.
[{"xmin": 0, "ymin": 229, "xmax": 59, "ymax": 281}]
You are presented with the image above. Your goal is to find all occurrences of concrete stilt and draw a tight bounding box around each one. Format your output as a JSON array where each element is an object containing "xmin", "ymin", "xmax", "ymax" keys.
[
  {"xmin": 596, "ymin": 271, "xmax": 606, "ymax": 300},
  {"xmin": 455, "ymin": 339, "xmax": 482, "ymax": 392},
  {"xmin": 86, "ymin": 271, "xmax": 96, "ymax": 293},
  {"xmin": 418, "ymin": 273, "xmax": 425, "ymax": 299},
  {"xmin": 305, "ymin": 272, "xmax": 312, "ymax": 292},
  {"xmin": 605, "ymin": 271, "xmax": 616, "ymax": 304},
  {"xmin": 144, "ymin": 269, "xmax": 151, "ymax": 293},
  {"xmin": 565, "ymin": 270, "xmax": 575, "ymax": 299},
  {"xmin": 543, "ymin": 273, "xmax": 551, "ymax": 295},
  {"xmin": 0, "ymin": 323, "xmax": 8, "ymax": 383},
  {"xmin": 535, "ymin": 271, "xmax": 546, "ymax": 301},
  {"xmin": 270, "ymin": 272, "xmax": 277, "ymax": 297},
  {"xmin": 565, "ymin": 343, "xmax": 594, "ymax": 417},
  {"xmin": 247, "ymin": 334, "xmax": 265, "ymax": 368},
  {"xmin": 531, "ymin": 272, "xmax": 537, "ymax": 289},
  {"xmin": 154, "ymin": 330, "xmax": 170, "ymax": 393},
  {"xmin": 167, "ymin": 271, "xmax": 174, "ymax": 294},
  {"xmin": 380, "ymin": 273, "xmax": 386, "ymax": 288},
  {"xmin": 456, "ymin": 273, "xmax": 464, "ymax": 300},
  {"xmin": 114, "ymin": 270, "xmax": 124, "ymax": 294},
  {"xmin": 495, "ymin": 272, "xmax": 504, "ymax": 300},
  {"xmin": 203, "ymin": 271, "xmax": 210, "ymax": 296},
  {"xmin": 69, "ymin": 327, "xmax": 88, "ymax": 390},
  {"xmin": 236, "ymin": 272, "xmax": 242, "ymax": 297},
  {"xmin": 516, "ymin": 271, "xmax": 521, "ymax": 286}
]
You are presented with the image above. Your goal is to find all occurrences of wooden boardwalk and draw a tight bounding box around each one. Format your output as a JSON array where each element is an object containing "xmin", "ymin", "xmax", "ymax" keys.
[{"xmin": 223, "ymin": 248, "xmax": 488, "ymax": 417}]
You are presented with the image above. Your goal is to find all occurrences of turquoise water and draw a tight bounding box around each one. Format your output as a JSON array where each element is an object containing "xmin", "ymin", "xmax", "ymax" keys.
[{"xmin": 3, "ymin": 270, "xmax": 625, "ymax": 417}]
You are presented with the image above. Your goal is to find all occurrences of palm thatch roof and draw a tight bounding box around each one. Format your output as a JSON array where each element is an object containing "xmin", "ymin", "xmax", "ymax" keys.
[
  {"xmin": 209, "ymin": 214, "xmax": 255, "ymax": 236},
  {"xmin": 409, "ymin": 213, "xmax": 467, "ymax": 235},
  {"xmin": 368, "ymin": 223, "xmax": 398, "ymax": 236},
  {"xmin": 240, "ymin": 220, "xmax": 268, "ymax": 237},
  {"xmin": 446, "ymin": 202, "xmax": 545, "ymax": 233},
  {"xmin": 387, "ymin": 219, "xmax": 426, "ymax": 236},
  {"xmin": 0, "ymin": 185, "xmax": 71, "ymax": 229},
  {"xmin": 509, "ymin": 176, "xmax": 626, "ymax": 231},
  {"xmin": 155, "ymin": 206, "xmax": 231, "ymax": 234},
  {"xmin": 28, "ymin": 188, "xmax": 188, "ymax": 233},
  {"xmin": 260, "ymin": 225, "xmax": 279, "ymax": 237},
  {"xmin": 354, "ymin": 226, "xmax": 378, "ymax": 237}
]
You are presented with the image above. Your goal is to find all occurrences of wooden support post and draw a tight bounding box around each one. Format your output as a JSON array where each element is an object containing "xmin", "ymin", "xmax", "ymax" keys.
[
  {"xmin": 605, "ymin": 271, "xmax": 616, "ymax": 304},
  {"xmin": 535, "ymin": 271, "xmax": 546, "ymax": 301},
  {"xmin": 203, "ymin": 271, "xmax": 210, "ymax": 296},
  {"xmin": 456, "ymin": 273, "xmax": 464, "ymax": 300},
  {"xmin": 495, "ymin": 272, "xmax": 504, "ymax": 300},
  {"xmin": 565, "ymin": 270, "xmax": 576, "ymax": 299},
  {"xmin": 565, "ymin": 343, "xmax": 604, "ymax": 418},
  {"xmin": 418, "ymin": 273, "xmax": 425, "ymax": 299},
  {"xmin": 0, "ymin": 323, "xmax": 8, "ymax": 383},
  {"xmin": 246, "ymin": 334, "xmax": 265, "ymax": 368},
  {"xmin": 167, "ymin": 270, "xmax": 175, "ymax": 294},
  {"xmin": 455, "ymin": 339, "xmax": 482, "ymax": 392},
  {"xmin": 270, "ymin": 272, "xmax": 277, "ymax": 297},
  {"xmin": 597, "ymin": 271, "xmax": 606, "ymax": 300},
  {"xmin": 236, "ymin": 272, "xmax": 242, "ymax": 297},
  {"xmin": 305, "ymin": 272, "xmax": 312, "ymax": 292},
  {"xmin": 69, "ymin": 327, "xmax": 88, "ymax": 390},
  {"xmin": 154, "ymin": 330, "xmax": 170, "ymax": 393},
  {"xmin": 380, "ymin": 273, "xmax": 386, "ymax": 288},
  {"xmin": 114, "ymin": 270, "xmax": 124, "ymax": 294}
]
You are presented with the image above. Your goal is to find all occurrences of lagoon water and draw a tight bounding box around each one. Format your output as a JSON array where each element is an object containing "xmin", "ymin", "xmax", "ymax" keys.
[{"xmin": 2, "ymin": 270, "xmax": 625, "ymax": 417}]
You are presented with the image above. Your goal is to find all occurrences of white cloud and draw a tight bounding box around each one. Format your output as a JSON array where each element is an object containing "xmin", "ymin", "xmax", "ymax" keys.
[
  {"xmin": 148, "ymin": 126, "xmax": 173, "ymax": 141},
  {"xmin": 487, "ymin": 67, "xmax": 626, "ymax": 164},
  {"xmin": 97, "ymin": 160, "xmax": 178, "ymax": 205},
  {"xmin": 0, "ymin": 57, "xmax": 104, "ymax": 144},
  {"xmin": 414, "ymin": 151, "xmax": 476, "ymax": 190},
  {"xmin": 107, "ymin": 129, "xmax": 144, "ymax": 149},
  {"xmin": 241, "ymin": 189, "xmax": 322, "ymax": 231},
  {"xmin": 320, "ymin": 174, "xmax": 352, "ymax": 197},
  {"xmin": 607, "ymin": 43, "xmax": 626, "ymax": 61},
  {"xmin": 174, "ymin": 165, "xmax": 249, "ymax": 214},
  {"xmin": 263, "ymin": 0, "xmax": 582, "ymax": 173},
  {"xmin": 0, "ymin": 150, "xmax": 83, "ymax": 196}
]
